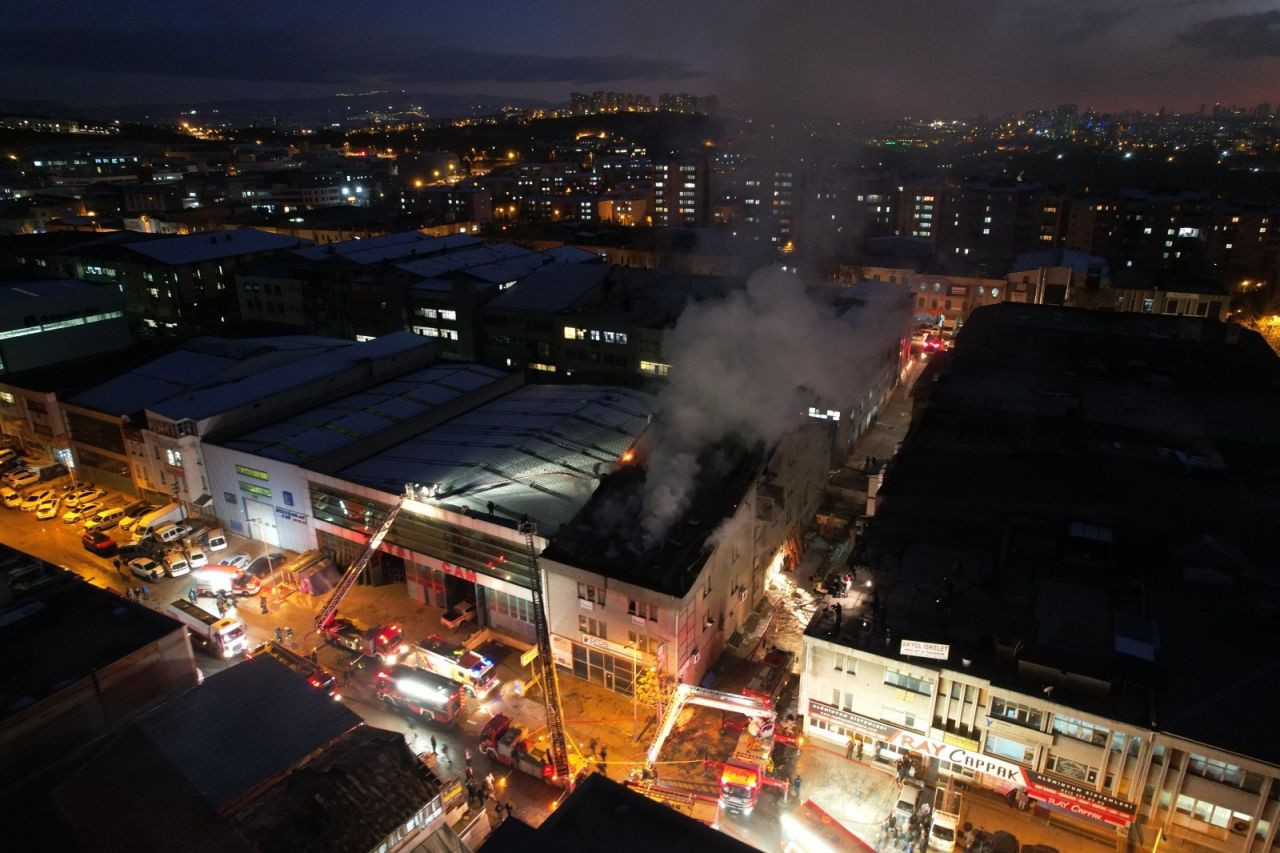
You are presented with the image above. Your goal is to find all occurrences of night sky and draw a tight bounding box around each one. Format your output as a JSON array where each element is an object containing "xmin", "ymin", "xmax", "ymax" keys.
[{"xmin": 3, "ymin": 0, "xmax": 1278, "ymax": 116}]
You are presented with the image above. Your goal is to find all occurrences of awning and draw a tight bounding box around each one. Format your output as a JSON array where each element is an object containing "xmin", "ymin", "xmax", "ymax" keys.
[{"xmin": 192, "ymin": 493, "xmax": 214, "ymax": 508}]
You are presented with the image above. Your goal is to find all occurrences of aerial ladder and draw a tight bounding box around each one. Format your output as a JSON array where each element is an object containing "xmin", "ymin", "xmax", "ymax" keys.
[
  {"xmin": 315, "ymin": 491, "xmax": 409, "ymax": 630},
  {"xmin": 520, "ymin": 518, "xmax": 573, "ymax": 788},
  {"xmin": 645, "ymin": 683, "xmax": 775, "ymax": 769}
]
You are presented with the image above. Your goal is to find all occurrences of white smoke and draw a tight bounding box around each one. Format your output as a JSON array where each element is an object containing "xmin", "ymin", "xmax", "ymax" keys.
[{"xmin": 639, "ymin": 267, "xmax": 904, "ymax": 547}]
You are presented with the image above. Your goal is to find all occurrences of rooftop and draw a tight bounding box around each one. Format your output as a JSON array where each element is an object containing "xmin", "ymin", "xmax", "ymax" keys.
[
  {"xmin": 121, "ymin": 228, "xmax": 310, "ymax": 266},
  {"xmin": 811, "ymin": 303, "xmax": 1280, "ymax": 764},
  {"xmin": 481, "ymin": 775, "xmax": 757, "ymax": 853},
  {"xmin": 543, "ymin": 442, "xmax": 763, "ymax": 597},
  {"xmin": 222, "ymin": 361, "xmax": 511, "ymax": 466},
  {"xmin": 293, "ymin": 231, "xmax": 481, "ymax": 265},
  {"xmin": 337, "ymin": 383, "xmax": 656, "ymax": 531},
  {"xmin": 0, "ymin": 567, "xmax": 185, "ymax": 729},
  {"xmin": 132, "ymin": 654, "xmax": 362, "ymax": 810},
  {"xmin": 395, "ymin": 242, "xmax": 534, "ymax": 279},
  {"xmin": 487, "ymin": 263, "xmax": 612, "ymax": 313},
  {"xmin": 229, "ymin": 727, "xmax": 442, "ymax": 853},
  {"xmin": 67, "ymin": 335, "xmax": 354, "ymax": 418},
  {"xmin": 1009, "ymin": 248, "xmax": 1107, "ymax": 275}
]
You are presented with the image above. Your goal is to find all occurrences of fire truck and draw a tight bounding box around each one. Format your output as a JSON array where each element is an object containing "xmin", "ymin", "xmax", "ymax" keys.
[
  {"xmin": 375, "ymin": 664, "xmax": 466, "ymax": 726},
  {"xmin": 315, "ymin": 492, "xmax": 411, "ymax": 664},
  {"xmin": 248, "ymin": 641, "xmax": 340, "ymax": 700},
  {"xmin": 479, "ymin": 714, "xmax": 589, "ymax": 789},
  {"xmin": 403, "ymin": 633, "xmax": 500, "ymax": 698},
  {"xmin": 324, "ymin": 618, "xmax": 407, "ymax": 663},
  {"xmin": 643, "ymin": 683, "xmax": 793, "ymax": 817}
]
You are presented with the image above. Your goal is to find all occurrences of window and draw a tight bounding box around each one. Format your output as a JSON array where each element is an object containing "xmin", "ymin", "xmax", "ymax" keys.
[
  {"xmin": 639, "ymin": 360, "xmax": 670, "ymax": 376},
  {"xmin": 628, "ymin": 631, "xmax": 659, "ymax": 654},
  {"xmin": 439, "ymin": 309, "xmax": 457, "ymax": 321},
  {"xmin": 239, "ymin": 482, "xmax": 272, "ymax": 499},
  {"xmin": 577, "ymin": 583, "xmax": 606, "ymax": 606},
  {"xmin": 1187, "ymin": 754, "xmax": 1247, "ymax": 788},
  {"xmin": 579, "ymin": 615, "xmax": 607, "ymax": 639},
  {"xmin": 529, "ymin": 362, "xmax": 557, "ymax": 372},
  {"xmin": 627, "ymin": 599, "xmax": 657, "ymax": 621},
  {"xmin": 884, "ymin": 669, "xmax": 933, "ymax": 696},
  {"xmin": 489, "ymin": 591, "xmax": 533, "ymax": 623},
  {"xmin": 1053, "ymin": 715, "xmax": 1109, "ymax": 746},
  {"xmin": 0, "ymin": 391, "xmax": 14, "ymax": 405},
  {"xmin": 985, "ymin": 734, "xmax": 1036, "ymax": 765},
  {"xmin": 990, "ymin": 697, "xmax": 1044, "ymax": 729},
  {"xmin": 833, "ymin": 653, "xmax": 856, "ymax": 674},
  {"xmin": 224, "ymin": 492, "xmax": 236, "ymax": 505},
  {"xmin": 235, "ymin": 464, "xmax": 270, "ymax": 481},
  {"xmin": 412, "ymin": 326, "xmax": 440, "ymax": 337},
  {"xmin": 165, "ymin": 448, "xmax": 183, "ymax": 467}
]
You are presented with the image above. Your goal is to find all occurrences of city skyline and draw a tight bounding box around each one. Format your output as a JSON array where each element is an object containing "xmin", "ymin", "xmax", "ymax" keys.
[{"xmin": 2, "ymin": 0, "xmax": 1279, "ymax": 117}]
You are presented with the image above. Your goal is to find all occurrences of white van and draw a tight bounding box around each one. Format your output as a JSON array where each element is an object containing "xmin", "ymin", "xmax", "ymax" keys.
[
  {"xmin": 206, "ymin": 528, "xmax": 229, "ymax": 552},
  {"xmin": 894, "ymin": 780, "xmax": 924, "ymax": 826},
  {"xmin": 154, "ymin": 521, "xmax": 191, "ymax": 544},
  {"xmin": 84, "ymin": 506, "xmax": 125, "ymax": 531}
]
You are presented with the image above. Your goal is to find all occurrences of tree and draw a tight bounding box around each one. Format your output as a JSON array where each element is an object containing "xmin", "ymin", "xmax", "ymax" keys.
[{"xmin": 634, "ymin": 667, "xmax": 677, "ymax": 727}]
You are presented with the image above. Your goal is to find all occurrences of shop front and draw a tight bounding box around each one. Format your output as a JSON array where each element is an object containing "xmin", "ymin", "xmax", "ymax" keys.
[{"xmin": 805, "ymin": 699, "xmax": 1137, "ymax": 830}]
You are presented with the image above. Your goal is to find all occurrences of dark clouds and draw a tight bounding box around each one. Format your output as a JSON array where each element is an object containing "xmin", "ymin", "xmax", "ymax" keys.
[
  {"xmin": 0, "ymin": 27, "xmax": 698, "ymax": 87},
  {"xmin": 0, "ymin": 0, "xmax": 1276, "ymax": 113},
  {"xmin": 1176, "ymin": 9, "xmax": 1280, "ymax": 58}
]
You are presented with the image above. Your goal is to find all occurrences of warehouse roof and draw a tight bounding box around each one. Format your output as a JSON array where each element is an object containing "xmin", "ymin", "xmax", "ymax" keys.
[
  {"xmin": 223, "ymin": 361, "xmax": 511, "ymax": 465},
  {"xmin": 338, "ymin": 383, "xmax": 655, "ymax": 531},
  {"xmin": 122, "ymin": 228, "xmax": 309, "ymax": 266},
  {"xmin": 292, "ymin": 231, "xmax": 480, "ymax": 265}
]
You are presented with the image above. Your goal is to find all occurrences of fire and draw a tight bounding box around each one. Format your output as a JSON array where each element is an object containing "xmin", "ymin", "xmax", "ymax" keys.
[{"xmin": 620, "ymin": 449, "xmax": 635, "ymax": 464}]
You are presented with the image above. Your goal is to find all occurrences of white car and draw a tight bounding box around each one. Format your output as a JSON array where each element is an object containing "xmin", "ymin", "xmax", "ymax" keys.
[
  {"xmin": 222, "ymin": 552, "xmax": 252, "ymax": 571},
  {"xmin": 35, "ymin": 498, "xmax": 61, "ymax": 520},
  {"xmin": 128, "ymin": 558, "xmax": 166, "ymax": 581},
  {"xmin": 21, "ymin": 488, "xmax": 55, "ymax": 511},
  {"xmin": 6, "ymin": 469, "xmax": 39, "ymax": 488},
  {"xmin": 186, "ymin": 547, "xmax": 208, "ymax": 570},
  {"xmin": 63, "ymin": 501, "xmax": 102, "ymax": 524},
  {"xmin": 66, "ymin": 488, "xmax": 106, "ymax": 508}
]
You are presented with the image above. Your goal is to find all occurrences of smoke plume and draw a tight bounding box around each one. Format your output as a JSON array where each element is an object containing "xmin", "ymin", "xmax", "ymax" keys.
[{"xmin": 638, "ymin": 267, "xmax": 904, "ymax": 547}]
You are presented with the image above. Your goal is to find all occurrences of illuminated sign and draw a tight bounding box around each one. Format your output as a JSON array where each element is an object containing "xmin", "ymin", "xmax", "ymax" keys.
[{"xmin": 900, "ymin": 639, "xmax": 950, "ymax": 660}]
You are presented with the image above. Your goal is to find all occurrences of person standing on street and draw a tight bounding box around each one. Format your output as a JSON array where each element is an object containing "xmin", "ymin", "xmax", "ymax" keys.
[
  {"xmin": 464, "ymin": 746, "xmax": 472, "ymax": 767},
  {"xmin": 846, "ymin": 736, "xmax": 856, "ymax": 760},
  {"xmin": 259, "ymin": 595, "xmax": 269, "ymax": 614},
  {"xmin": 792, "ymin": 775, "xmax": 802, "ymax": 801},
  {"xmin": 430, "ymin": 735, "xmax": 437, "ymax": 754},
  {"xmin": 857, "ymin": 739, "xmax": 864, "ymax": 761},
  {"xmin": 188, "ymin": 588, "xmax": 198, "ymax": 605}
]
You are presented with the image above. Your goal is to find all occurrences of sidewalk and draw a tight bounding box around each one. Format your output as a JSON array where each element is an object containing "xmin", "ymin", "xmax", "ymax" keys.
[{"xmin": 962, "ymin": 786, "xmax": 1119, "ymax": 853}]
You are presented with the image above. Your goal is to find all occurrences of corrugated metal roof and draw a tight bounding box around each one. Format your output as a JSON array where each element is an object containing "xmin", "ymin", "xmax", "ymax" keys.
[
  {"xmin": 394, "ymin": 242, "xmax": 531, "ymax": 279},
  {"xmin": 223, "ymin": 362, "xmax": 511, "ymax": 465},
  {"xmin": 123, "ymin": 229, "xmax": 309, "ymax": 266},
  {"xmin": 488, "ymin": 264, "xmax": 610, "ymax": 313},
  {"xmin": 135, "ymin": 654, "xmax": 361, "ymax": 810},
  {"xmin": 338, "ymin": 384, "xmax": 655, "ymax": 530},
  {"xmin": 291, "ymin": 231, "xmax": 480, "ymax": 264}
]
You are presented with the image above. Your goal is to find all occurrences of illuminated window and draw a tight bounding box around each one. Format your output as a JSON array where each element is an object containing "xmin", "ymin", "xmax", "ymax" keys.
[
  {"xmin": 165, "ymin": 448, "xmax": 183, "ymax": 467},
  {"xmin": 529, "ymin": 362, "xmax": 557, "ymax": 372},
  {"xmin": 639, "ymin": 360, "xmax": 670, "ymax": 376},
  {"xmin": 439, "ymin": 309, "xmax": 457, "ymax": 321},
  {"xmin": 239, "ymin": 482, "xmax": 272, "ymax": 499},
  {"xmin": 235, "ymin": 464, "xmax": 269, "ymax": 481}
]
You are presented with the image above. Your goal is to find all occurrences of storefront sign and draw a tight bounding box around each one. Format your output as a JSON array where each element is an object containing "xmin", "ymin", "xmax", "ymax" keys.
[
  {"xmin": 807, "ymin": 700, "xmax": 896, "ymax": 739},
  {"xmin": 891, "ymin": 733, "xmax": 1025, "ymax": 783},
  {"xmin": 900, "ymin": 639, "xmax": 950, "ymax": 660},
  {"xmin": 1023, "ymin": 770, "xmax": 1136, "ymax": 827},
  {"xmin": 942, "ymin": 732, "xmax": 981, "ymax": 751},
  {"xmin": 274, "ymin": 506, "xmax": 309, "ymax": 523}
]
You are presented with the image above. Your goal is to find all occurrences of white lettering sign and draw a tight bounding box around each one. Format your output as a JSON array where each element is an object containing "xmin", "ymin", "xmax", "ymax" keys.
[{"xmin": 892, "ymin": 732, "xmax": 1025, "ymax": 783}]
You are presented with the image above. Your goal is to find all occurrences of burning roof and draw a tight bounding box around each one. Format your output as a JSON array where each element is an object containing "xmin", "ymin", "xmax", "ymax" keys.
[{"xmin": 542, "ymin": 441, "xmax": 764, "ymax": 597}]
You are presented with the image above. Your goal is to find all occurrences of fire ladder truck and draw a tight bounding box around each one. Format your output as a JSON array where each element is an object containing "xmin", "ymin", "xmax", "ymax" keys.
[
  {"xmin": 314, "ymin": 492, "xmax": 410, "ymax": 661},
  {"xmin": 643, "ymin": 683, "xmax": 794, "ymax": 815},
  {"xmin": 519, "ymin": 518, "xmax": 573, "ymax": 789}
]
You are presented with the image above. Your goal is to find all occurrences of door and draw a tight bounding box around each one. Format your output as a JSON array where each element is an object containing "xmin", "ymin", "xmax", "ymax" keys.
[{"xmin": 243, "ymin": 497, "xmax": 279, "ymax": 547}]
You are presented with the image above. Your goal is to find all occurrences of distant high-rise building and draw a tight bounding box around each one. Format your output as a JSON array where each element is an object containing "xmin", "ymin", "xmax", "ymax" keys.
[{"xmin": 653, "ymin": 158, "xmax": 709, "ymax": 227}]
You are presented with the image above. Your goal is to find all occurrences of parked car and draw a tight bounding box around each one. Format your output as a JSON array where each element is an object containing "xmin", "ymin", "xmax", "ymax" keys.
[
  {"xmin": 6, "ymin": 469, "xmax": 39, "ymax": 489},
  {"xmin": 84, "ymin": 506, "xmax": 125, "ymax": 531},
  {"xmin": 206, "ymin": 528, "xmax": 229, "ymax": 552},
  {"xmin": 81, "ymin": 529, "xmax": 117, "ymax": 556},
  {"xmin": 66, "ymin": 488, "xmax": 106, "ymax": 508},
  {"xmin": 21, "ymin": 488, "xmax": 55, "ymax": 511},
  {"xmin": 232, "ymin": 554, "xmax": 283, "ymax": 595},
  {"xmin": 440, "ymin": 601, "xmax": 477, "ymax": 629},
  {"xmin": 119, "ymin": 503, "xmax": 156, "ymax": 531},
  {"xmin": 186, "ymin": 547, "xmax": 208, "ymax": 570},
  {"xmin": 118, "ymin": 540, "xmax": 159, "ymax": 561},
  {"xmin": 163, "ymin": 552, "xmax": 191, "ymax": 577},
  {"xmin": 128, "ymin": 557, "xmax": 166, "ymax": 581},
  {"xmin": 63, "ymin": 501, "xmax": 102, "ymax": 524},
  {"xmin": 35, "ymin": 498, "xmax": 61, "ymax": 520},
  {"xmin": 222, "ymin": 552, "xmax": 252, "ymax": 571},
  {"xmin": 1, "ymin": 487, "xmax": 20, "ymax": 508}
]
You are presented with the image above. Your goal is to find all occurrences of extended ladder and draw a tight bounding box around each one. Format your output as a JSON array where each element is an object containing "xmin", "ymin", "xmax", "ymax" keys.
[
  {"xmin": 521, "ymin": 519, "xmax": 572, "ymax": 787},
  {"xmin": 314, "ymin": 493, "xmax": 409, "ymax": 630}
]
